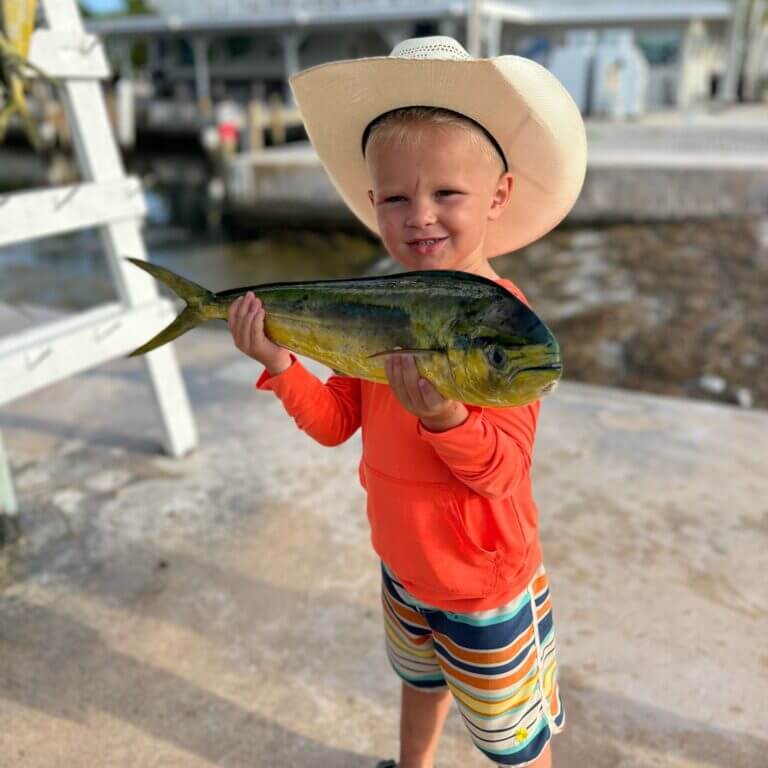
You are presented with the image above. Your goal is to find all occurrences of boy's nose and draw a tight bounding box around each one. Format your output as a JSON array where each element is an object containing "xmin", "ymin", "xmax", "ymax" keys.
[{"xmin": 406, "ymin": 199, "xmax": 437, "ymax": 228}]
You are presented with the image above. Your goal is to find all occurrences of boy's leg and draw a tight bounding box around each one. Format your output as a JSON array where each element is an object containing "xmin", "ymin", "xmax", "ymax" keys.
[
  {"xmin": 399, "ymin": 682, "xmax": 453, "ymax": 768},
  {"xmin": 427, "ymin": 566, "xmax": 564, "ymax": 767},
  {"xmin": 525, "ymin": 743, "xmax": 552, "ymax": 768},
  {"xmin": 379, "ymin": 563, "xmax": 452, "ymax": 768},
  {"xmin": 398, "ymin": 684, "xmax": 551, "ymax": 768}
]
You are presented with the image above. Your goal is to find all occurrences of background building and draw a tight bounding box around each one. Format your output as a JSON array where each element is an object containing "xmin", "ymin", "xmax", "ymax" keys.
[{"xmin": 85, "ymin": 0, "xmax": 767, "ymax": 132}]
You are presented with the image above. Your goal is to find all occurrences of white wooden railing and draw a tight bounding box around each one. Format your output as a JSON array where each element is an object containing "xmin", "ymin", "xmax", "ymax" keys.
[{"xmin": 0, "ymin": 0, "xmax": 198, "ymax": 517}]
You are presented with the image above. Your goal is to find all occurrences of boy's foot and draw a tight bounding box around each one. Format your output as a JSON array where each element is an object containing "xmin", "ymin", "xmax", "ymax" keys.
[{"xmin": 375, "ymin": 762, "xmax": 397, "ymax": 768}]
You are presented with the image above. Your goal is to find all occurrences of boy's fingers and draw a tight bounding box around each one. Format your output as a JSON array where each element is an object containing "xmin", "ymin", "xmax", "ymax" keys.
[
  {"xmin": 401, "ymin": 355, "xmax": 428, "ymax": 411},
  {"xmin": 251, "ymin": 306, "xmax": 265, "ymax": 351},
  {"xmin": 383, "ymin": 355, "xmax": 396, "ymax": 383},
  {"xmin": 229, "ymin": 300, "xmax": 241, "ymax": 339},
  {"xmin": 235, "ymin": 315, "xmax": 247, "ymax": 351},
  {"xmin": 233, "ymin": 291, "xmax": 254, "ymax": 313},
  {"xmin": 232, "ymin": 296, "xmax": 251, "ymax": 335},
  {"xmin": 386, "ymin": 356, "xmax": 431, "ymax": 414},
  {"xmin": 394, "ymin": 355, "xmax": 418, "ymax": 412},
  {"xmin": 396, "ymin": 354, "xmax": 415, "ymax": 400},
  {"xmin": 384, "ymin": 357, "xmax": 402, "ymax": 399},
  {"xmin": 237, "ymin": 299, "xmax": 254, "ymax": 348},
  {"xmin": 418, "ymin": 377, "xmax": 445, "ymax": 410},
  {"xmin": 384, "ymin": 354, "xmax": 400, "ymax": 392},
  {"xmin": 237, "ymin": 295, "xmax": 258, "ymax": 346},
  {"xmin": 227, "ymin": 296, "xmax": 241, "ymax": 327}
]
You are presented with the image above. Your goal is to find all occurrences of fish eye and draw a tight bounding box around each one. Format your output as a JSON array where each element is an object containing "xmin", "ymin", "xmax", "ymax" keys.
[{"xmin": 487, "ymin": 346, "xmax": 506, "ymax": 369}]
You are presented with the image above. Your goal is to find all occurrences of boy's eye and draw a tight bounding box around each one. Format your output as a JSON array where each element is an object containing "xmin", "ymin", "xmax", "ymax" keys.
[{"xmin": 383, "ymin": 195, "xmax": 405, "ymax": 203}]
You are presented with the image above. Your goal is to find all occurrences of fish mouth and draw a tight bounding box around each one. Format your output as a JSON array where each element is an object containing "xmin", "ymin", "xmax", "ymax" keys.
[
  {"xmin": 510, "ymin": 363, "xmax": 562, "ymax": 398},
  {"xmin": 512, "ymin": 363, "xmax": 562, "ymax": 379}
]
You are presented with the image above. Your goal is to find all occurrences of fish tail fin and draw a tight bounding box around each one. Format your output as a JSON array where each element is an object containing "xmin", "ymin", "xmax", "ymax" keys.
[
  {"xmin": 128, "ymin": 306, "xmax": 201, "ymax": 357},
  {"xmin": 125, "ymin": 257, "xmax": 216, "ymax": 356}
]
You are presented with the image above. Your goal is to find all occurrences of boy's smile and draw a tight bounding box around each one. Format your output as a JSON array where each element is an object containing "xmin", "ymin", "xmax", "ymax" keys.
[
  {"xmin": 366, "ymin": 121, "xmax": 514, "ymax": 278},
  {"xmin": 406, "ymin": 236, "xmax": 448, "ymax": 257}
]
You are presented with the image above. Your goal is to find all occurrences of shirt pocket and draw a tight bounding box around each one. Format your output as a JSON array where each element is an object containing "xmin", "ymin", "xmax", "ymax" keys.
[{"xmin": 362, "ymin": 461, "xmax": 498, "ymax": 597}]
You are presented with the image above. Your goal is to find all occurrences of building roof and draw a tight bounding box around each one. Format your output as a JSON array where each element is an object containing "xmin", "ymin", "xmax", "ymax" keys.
[
  {"xmin": 485, "ymin": 0, "xmax": 732, "ymax": 24},
  {"xmin": 86, "ymin": 0, "xmax": 733, "ymax": 37},
  {"xmin": 86, "ymin": 2, "xmax": 459, "ymax": 36}
]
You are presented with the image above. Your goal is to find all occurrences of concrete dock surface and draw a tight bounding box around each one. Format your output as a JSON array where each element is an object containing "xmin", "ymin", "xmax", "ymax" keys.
[{"xmin": 0, "ymin": 326, "xmax": 766, "ymax": 768}]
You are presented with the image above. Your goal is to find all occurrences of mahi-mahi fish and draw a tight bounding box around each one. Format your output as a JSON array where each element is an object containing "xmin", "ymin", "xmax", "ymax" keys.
[{"xmin": 125, "ymin": 257, "xmax": 562, "ymax": 407}]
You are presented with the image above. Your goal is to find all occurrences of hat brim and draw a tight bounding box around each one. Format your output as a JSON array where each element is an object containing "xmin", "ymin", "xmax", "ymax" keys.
[{"xmin": 289, "ymin": 56, "xmax": 587, "ymax": 257}]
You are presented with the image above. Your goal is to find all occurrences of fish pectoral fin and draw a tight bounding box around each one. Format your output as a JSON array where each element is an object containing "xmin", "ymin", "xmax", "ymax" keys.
[{"xmin": 367, "ymin": 347, "xmax": 440, "ymax": 360}]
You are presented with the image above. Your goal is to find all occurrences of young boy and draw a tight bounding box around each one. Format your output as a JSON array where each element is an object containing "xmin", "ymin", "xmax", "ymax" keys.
[{"xmin": 228, "ymin": 37, "xmax": 586, "ymax": 768}]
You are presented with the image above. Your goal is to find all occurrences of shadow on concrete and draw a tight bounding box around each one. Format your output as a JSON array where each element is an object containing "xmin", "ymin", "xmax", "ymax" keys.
[
  {"xmin": 60, "ymin": 542, "xmax": 369, "ymax": 627},
  {"xmin": 553, "ymin": 668, "xmax": 768, "ymax": 768},
  {"xmin": 13, "ymin": 540, "xmax": 384, "ymax": 700},
  {"xmin": 0, "ymin": 363, "xmax": 266, "ymax": 452},
  {"xmin": 9, "ymin": 540, "xmax": 767, "ymax": 767},
  {"xmin": 0, "ymin": 600, "xmax": 374, "ymax": 768}
]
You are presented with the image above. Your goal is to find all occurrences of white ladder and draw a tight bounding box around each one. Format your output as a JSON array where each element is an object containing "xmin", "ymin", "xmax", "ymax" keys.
[{"xmin": 0, "ymin": 0, "xmax": 198, "ymax": 518}]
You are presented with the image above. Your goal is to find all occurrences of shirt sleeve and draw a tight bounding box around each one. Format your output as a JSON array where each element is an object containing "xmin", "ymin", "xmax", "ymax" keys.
[
  {"xmin": 416, "ymin": 401, "xmax": 539, "ymax": 500},
  {"xmin": 256, "ymin": 356, "xmax": 362, "ymax": 447}
]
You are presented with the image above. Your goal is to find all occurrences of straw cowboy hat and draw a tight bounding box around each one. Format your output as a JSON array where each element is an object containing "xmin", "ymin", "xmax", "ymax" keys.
[{"xmin": 288, "ymin": 36, "xmax": 587, "ymax": 257}]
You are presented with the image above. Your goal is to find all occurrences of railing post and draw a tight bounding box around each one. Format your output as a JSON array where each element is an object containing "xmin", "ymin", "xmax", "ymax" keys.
[
  {"xmin": 467, "ymin": 0, "xmax": 482, "ymax": 57},
  {"xmin": 193, "ymin": 36, "xmax": 212, "ymax": 118},
  {"xmin": 281, "ymin": 31, "xmax": 302, "ymax": 105},
  {"xmin": 0, "ymin": 432, "xmax": 17, "ymax": 518}
]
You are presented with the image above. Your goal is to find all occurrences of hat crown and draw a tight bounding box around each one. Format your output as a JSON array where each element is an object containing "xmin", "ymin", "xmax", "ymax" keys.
[{"xmin": 390, "ymin": 36, "xmax": 472, "ymax": 61}]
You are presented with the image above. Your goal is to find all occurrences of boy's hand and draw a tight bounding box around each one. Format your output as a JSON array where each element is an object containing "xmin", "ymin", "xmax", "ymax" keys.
[
  {"xmin": 228, "ymin": 292, "xmax": 292, "ymax": 375},
  {"xmin": 384, "ymin": 355, "xmax": 468, "ymax": 433}
]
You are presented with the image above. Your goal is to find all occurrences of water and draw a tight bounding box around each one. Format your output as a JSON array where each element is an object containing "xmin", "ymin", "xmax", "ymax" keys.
[{"xmin": 0, "ymin": 225, "xmax": 385, "ymax": 310}]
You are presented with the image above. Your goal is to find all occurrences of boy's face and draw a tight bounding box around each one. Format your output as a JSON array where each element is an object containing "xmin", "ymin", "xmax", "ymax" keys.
[{"xmin": 366, "ymin": 122, "xmax": 513, "ymax": 273}]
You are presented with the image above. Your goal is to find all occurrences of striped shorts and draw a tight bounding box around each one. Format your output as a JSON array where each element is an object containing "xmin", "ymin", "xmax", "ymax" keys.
[{"xmin": 381, "ymin": 562, "xmax": 565, "ymax": 766}]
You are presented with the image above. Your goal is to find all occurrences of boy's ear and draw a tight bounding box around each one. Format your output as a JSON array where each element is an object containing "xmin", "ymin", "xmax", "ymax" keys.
[
  {"xmin": 488, "ymin": 173, "xmax": 514, "ymax": 221},
  {"xmin": 367, "ymin": 189, "xmax": 375, "ymax": 207}
]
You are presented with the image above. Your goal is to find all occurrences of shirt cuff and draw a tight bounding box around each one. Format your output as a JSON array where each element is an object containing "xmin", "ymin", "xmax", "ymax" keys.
[
  {"xmin": 255, "ymin": 354, "xmax": 301, "ymax": 393},
  {"xmin": 416, "ymin": 407, "xmax": 483, "ymax": 451}
]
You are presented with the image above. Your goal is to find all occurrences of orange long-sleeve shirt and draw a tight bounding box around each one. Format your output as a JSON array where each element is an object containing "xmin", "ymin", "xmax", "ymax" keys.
[{"xmin": 256, "ymin": 278, "xmax": 543, "ymax": 611}]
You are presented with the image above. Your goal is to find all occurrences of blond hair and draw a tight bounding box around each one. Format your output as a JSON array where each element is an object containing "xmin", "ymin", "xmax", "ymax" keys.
[{"xmin": 363, "ymin": 107, "xmax": 506, "ymax": 173}]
